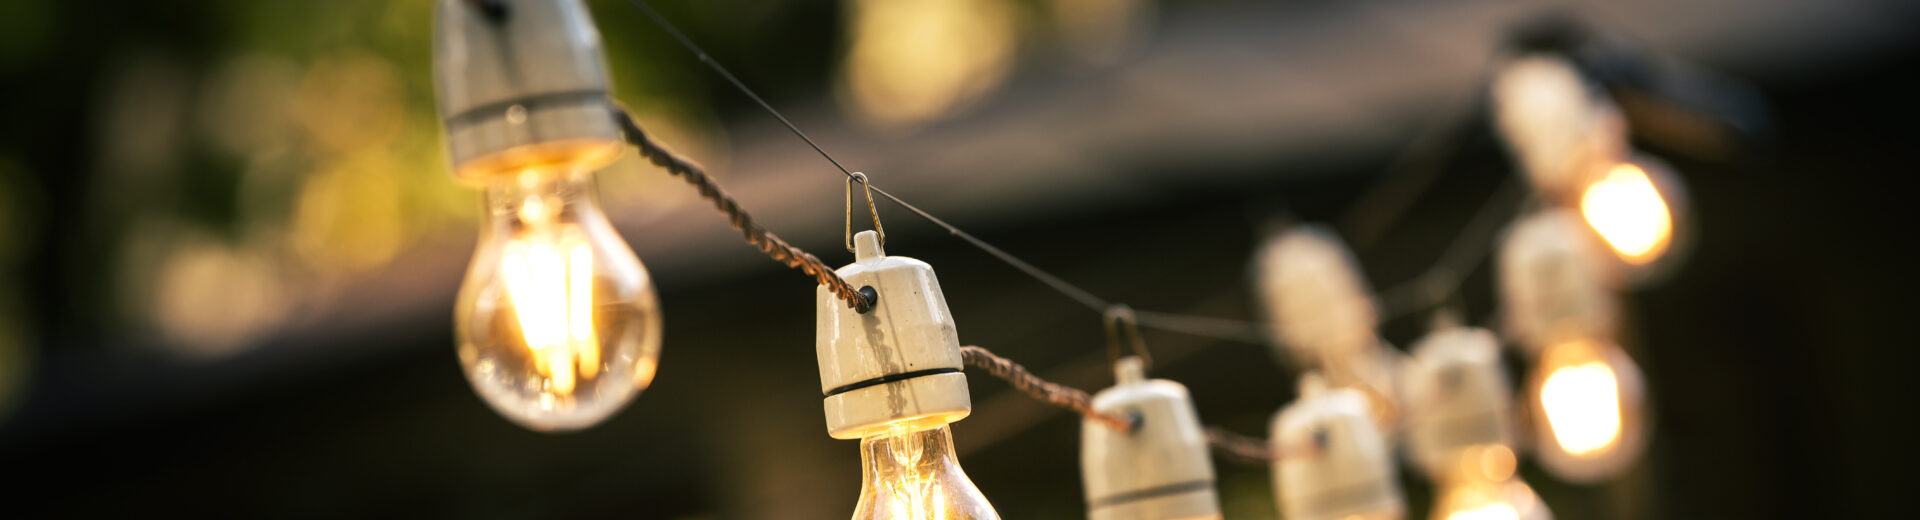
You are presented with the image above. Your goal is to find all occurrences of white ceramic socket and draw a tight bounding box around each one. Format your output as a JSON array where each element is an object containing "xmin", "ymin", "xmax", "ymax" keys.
[
  {"xmin": 1491, "ymin": 54, "xmax": 1628, "ymax": 202},
  {"xmin": 1272, "ymin": 375, "xmax": 1406, "ymax": 520},
  {"xmin": 1081, "ymin": 358, "xmax": 1222, "ymax": 520},
  {"xmin": 434, "ymin": 0, "xmax": 624, "ymax": 182},
  {"xmin": 1497, "ymin": 210, "xmax": 1620, "ymax": 354},
  {"xmin": 1253, "ymin": 225, "xmax": 1380, "ymax": 367},
  {"xmin": 1400, "ymin": 325, "xmax": 1516, "ymax": 479},
  {"xmin": 816, "ymin": 231, "xmax": 971, "ymax": 439}
]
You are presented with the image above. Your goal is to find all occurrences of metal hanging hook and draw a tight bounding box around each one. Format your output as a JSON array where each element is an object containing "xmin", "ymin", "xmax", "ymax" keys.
[
  {"xmin": 1105, "ymin": 304, "xmax": 1153, "ymax": 372},
  {"xmin": 846, "ymin": 172, "xmax": 885, "ymax": 252}
]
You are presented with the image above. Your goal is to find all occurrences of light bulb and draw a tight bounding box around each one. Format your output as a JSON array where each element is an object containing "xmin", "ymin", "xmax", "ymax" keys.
[
  {"xmin": 1527, "ymin": 339, "xmax": 1646, "ymax": 483},
  {"xmin": 1577, "ymin": 156, "xmax": 1692, "ymax": 285},
  {"xmin": 1539, "ymin": 362, "xmax": 1620, "ymax": 456},
  {"xmin": 1580, "ymin": 163, "xmax": 1671, "ymax": 265},
  {"xmin": 854, "ymin": 420, "xmax": 999, "ymax": 520},
  {"xmin": 455, "ymin": 167, "xmax": 662, "ymax": 431},
  {"xmin": 1429, "ymin": 446, "xmax": 1551, "ymax": 520}
]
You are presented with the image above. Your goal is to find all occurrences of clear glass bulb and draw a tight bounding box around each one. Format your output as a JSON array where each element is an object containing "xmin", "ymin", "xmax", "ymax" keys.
[
  {"xmin": 853, "ymin": 421, "xmax": 999, "ymax": 520},
  {"xmin": 1527, "ymin": 339, "xmax": 1646, "ymax": 483},
  {"xmin": 455, "ymin": 167, "xmax": 662, "ymax": 432}
]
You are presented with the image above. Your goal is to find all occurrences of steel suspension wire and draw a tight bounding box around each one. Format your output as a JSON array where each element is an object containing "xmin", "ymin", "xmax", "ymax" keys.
[
  {"xmin": 616, "ymin": 0, "xmax": 1523, "ymax": 446},
  {"xmin": 620, "ymin": 0, "xmax": 1261, "ymax": 345},
  {"xmin": 1374, "ymin": 176, "xmax": 1526, "ymax": 321}
]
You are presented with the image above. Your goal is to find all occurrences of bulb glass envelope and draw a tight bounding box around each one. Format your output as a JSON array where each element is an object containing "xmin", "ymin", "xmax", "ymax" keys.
[
  {"xmin": 1526, "ymin": 339, "xmax": 1648, "ymax": 483},
  {"xmin": 1578, "ymin": 155, "xmax": 1694, "ymax": 285}
]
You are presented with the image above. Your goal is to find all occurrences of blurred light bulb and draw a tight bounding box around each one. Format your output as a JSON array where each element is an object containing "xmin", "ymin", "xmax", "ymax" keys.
[
  {"xmin": 854, "ymin": 420, "xmax": 999, "ymax": 520},
  {"xmin": 1433, "ymin": 479, "xmax": 1548, "ymax": 520},
  {"xmin": 1579, "ymin": 163, "xmax": 1672, "ymax": 265},
  {"xmin": 455, "ymin": 167, "xmax": 661, "ymax": 431},
  {"xmin": 1539, "ymin": 361, "xmax": 1621, "ymax": 455},
  {"xmin": 1430, "ymin": 446, "xmax": 1551, "ymax": 520},
  {"xmin": 1527, "ymin": 340, "xmax": 1646, "ymax": 483}
]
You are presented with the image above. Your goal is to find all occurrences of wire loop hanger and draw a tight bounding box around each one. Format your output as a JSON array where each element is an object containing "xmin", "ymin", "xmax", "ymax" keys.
[
  {"xmin": 845, "ymin": 172, "xmax": 885, "ymax": 252},
  {"xmin": 1104, "ymin": 304, "xmax": 1153, "ymax": 371}
]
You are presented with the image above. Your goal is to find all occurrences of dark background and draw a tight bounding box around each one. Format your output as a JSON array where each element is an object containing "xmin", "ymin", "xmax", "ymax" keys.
[{"xmin": 1, "ymin": 0, "xmax": 1916, "ymax": 518}]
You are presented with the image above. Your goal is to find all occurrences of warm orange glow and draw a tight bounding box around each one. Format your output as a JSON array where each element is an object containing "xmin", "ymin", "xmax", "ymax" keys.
[
  {"xmin": 499, "ymin": 199, "xmax": 600, "ymax": 397},
  {"xmin": 1580, "ymin": 163, "xmax": 1673, "ymax": 265},
  {"xmin": 1539, "ymin": 361, "xmax": 1623, "ymax": 456},
  {"xmin": 855, "ymin": 422, "xmax": 997, "ymax": 519},
  {"xmin": 1446, "ymin": 503, "xmax": 1520, "ymax": 520}
]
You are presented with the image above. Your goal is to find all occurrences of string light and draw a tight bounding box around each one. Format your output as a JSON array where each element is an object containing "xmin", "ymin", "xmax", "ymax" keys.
[
  {"xmin": 821, "ymin": 231, "xmax": 998, "ymax": 519},
  {"xmin": 1579, "ymin": 155, "xmax": 1692, "ymax": 283},
  {"xmin": 1081, "ymin": 357, "xmax": 1222, "ymax": 520},
  {"xmin": 434, "ymin": 0, "xmax": 662, "ymax": 431},
  {"xmin": 416, "ymin": 2, "xmax": 1719, "ymax": 514},
  {"xmin": 1526, "ymin": 339, "xmax": 1647, "ymax": 483},
  {"xmin": 1493, "ymin": 52, "xmax": 1694, "ymax": 285},
  {"xmin": 1498, "ymin": 211, "xmax": 1648, "ymax": 483}
]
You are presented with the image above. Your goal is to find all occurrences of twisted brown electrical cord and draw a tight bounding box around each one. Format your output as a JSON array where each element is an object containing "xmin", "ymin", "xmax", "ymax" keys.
[
  {"xmin": 613, "ymin": 109, "xmax": 873, "ymax": 313},
  {"xmin": 1205, "ymin": 425, "xmax": 1277, "ymax": 464},
  {"xmin": 960, "ymin": 345, "xmax": 1135, "ymax": 433}
]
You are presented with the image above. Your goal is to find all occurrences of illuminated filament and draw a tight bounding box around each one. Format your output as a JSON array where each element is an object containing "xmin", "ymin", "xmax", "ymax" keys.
[
  {"xmin": 1580, "ymin": 164, "xmax": 1673, "ymax": 264},
  {"xmin": 1539, "ymin": 361, "xmax": 1623, "ymax": 456},
  {"xmin": 501, "ymin": 237, "xmax": 598, "ymax": 395}
]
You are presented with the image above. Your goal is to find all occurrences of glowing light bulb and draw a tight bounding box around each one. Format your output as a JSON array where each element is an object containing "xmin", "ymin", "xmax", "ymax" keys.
[
  {"xmin": 854, "ymin": 420, "xmax": 999, "ymax": 520},
  {"xmin": 1539, "ymin": 361, "xmax": 1621, "ymax": 456},
  {"xmin": 455, "ymin": 167, "xmax": 661, "ymax": 431},
  {"xmin": 1430, "ymin": 446, "xmax": 1552, "ymax": 520},
  {"xmin": 1527, "ymin": 340, "xmax": 1646, "ymax": 483},
  {"xmin": 1579, "ymin": 163, "xmax": 1672, "ymax": 265}
]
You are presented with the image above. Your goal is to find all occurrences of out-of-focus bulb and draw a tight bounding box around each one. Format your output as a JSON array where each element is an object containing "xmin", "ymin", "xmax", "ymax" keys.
[
  {"xmin": 1433, "ymin": 479, "xmax": 1549, "ymax": 520},
  {"xmin": 1527, "ymin": 339, "xmax": 1646, "ymax": 483},
  {"xmin": 854, "ymin": 420, "xmax": 998, "ymax": 519},
  {"xmin": 456, "ymin": 167, "xmax": 662, "ymax": 431},
  {"xmin": 1538, "ymin": 361, "xmax": 1621, "ymax": 455},
  {"xmin": 1429, "ymin": 446, "xmax": 1552, "ymax": 520},
  {"xmin": 1577, "ymin": 156, "xmax": 1692, "ymax": 285},
  {"xmin": 1580, "ymin": 163, "xmax": 1671, "ymax": 265}
]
